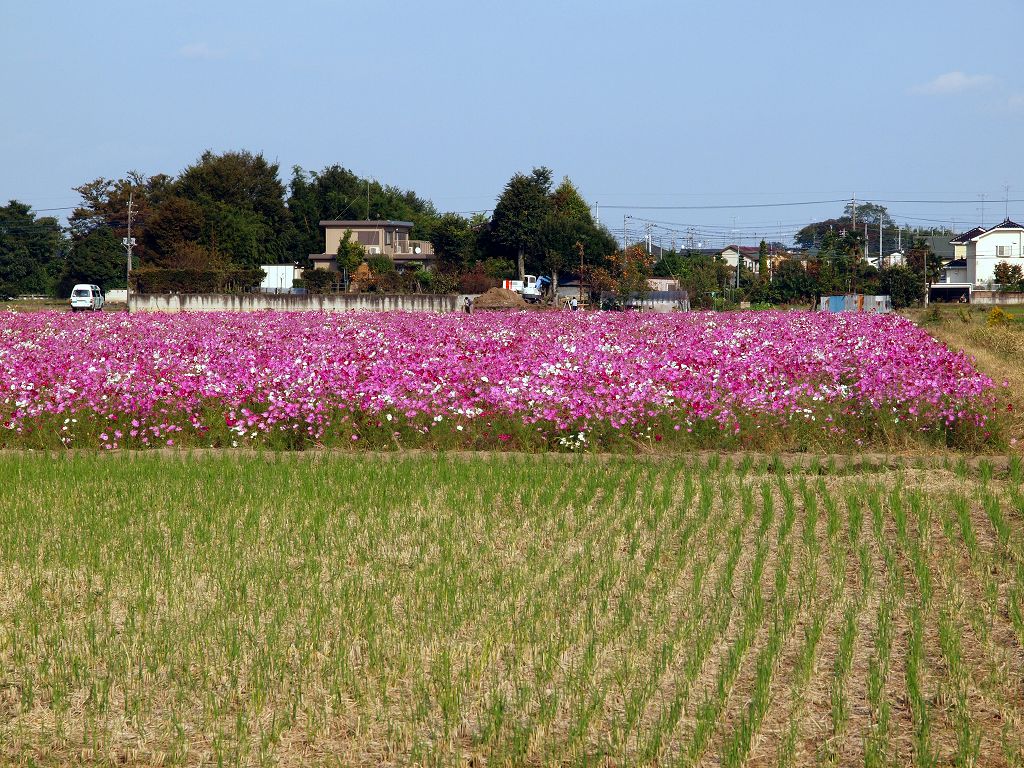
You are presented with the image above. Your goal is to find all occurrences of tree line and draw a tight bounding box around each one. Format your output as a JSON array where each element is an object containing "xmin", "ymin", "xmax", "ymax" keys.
[
  {"xmin": 0, "ymin": 152, "xmax": 941, "ymax": 307},
  {"xmin": 0, "ymin": 152, "xmax": 620, "ymax": 298}
]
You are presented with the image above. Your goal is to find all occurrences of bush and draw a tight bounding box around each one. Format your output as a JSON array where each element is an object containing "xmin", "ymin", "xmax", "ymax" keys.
[
  {"xmin": 459, "ymin": 265, "xmax": 499, "ymax": 294},
  {"xmin": 130, "ymin": 267, "xmax": 265, "ymax": 294},
  {"xmin": 988, "ymin": 306, "xmax": 1011, "ymax": 327},
  {"xmin": 302, "ymin": 269, "xmax": 340, "ymax": 294},
  {"xmin": 367, "ymin": 255, "xmax": 395, "ymax": 275}
]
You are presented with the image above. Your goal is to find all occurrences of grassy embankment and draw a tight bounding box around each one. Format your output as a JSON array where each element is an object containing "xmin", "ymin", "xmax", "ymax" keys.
[
  {"xmin": 2, "ymin": 452, "xmax": 1024, "ymax": 766},
  {"xmin": 912, "ymin": 304, "xmax": 1024, "ymax": 444}
]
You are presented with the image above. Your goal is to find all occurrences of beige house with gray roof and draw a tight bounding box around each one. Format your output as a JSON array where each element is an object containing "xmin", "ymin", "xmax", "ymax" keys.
[{"xmin": 310, "ymin": 220, "xmax": 435, "ymax": 270}]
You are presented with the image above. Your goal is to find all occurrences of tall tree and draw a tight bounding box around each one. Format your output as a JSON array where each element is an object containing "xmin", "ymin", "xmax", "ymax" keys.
[
  {"xmin": 430, "ymin": 213, "xmax": 476, "ymax": 273},
  {"xmin": 0, "ymin": 201, "xmax": 65, "ymax": 297},
  {"xmin": 490, "ymin": 167, "xmax": 553, "ymax": 279},
  {"xmin": 174, "ymin": 150, "xmax": 292, "ymax": 268},
  {"xmin": 58, "ymin": 227, "xmax": 126, "ymax": 296},
  {"xmin": 758, "ymin": 239, "xmax": 769, "ymax": 280}
]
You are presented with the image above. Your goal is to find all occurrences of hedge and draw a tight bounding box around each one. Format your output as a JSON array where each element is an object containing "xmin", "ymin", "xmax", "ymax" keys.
[{"xmin": 130, "ymin": 268, "xmax": 266, "ymax": 294}]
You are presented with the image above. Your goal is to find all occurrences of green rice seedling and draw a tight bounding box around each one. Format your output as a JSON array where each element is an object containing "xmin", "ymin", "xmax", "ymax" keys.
[{"xmin": 905, "ymin": 606, "xmax": 936, "ymax": 768}]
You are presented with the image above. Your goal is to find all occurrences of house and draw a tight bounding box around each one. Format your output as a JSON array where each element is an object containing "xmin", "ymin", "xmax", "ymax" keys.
[
  {"xmin": 309, "ymin": 220, "xmax": 435, "ymax": 271},
  {"xmin": 949, "ymin": 218, "xmax": 1024, "ymax": 287},
  {"xmin": 949, "ymin": 226, "xmax": 986, "ymax": 262},
  {"xmin": 716, "ymin": 245, "xmax": 761, "ymax": 274},
  {"xmin": 647, "ymin": 277, "xmax": 680, "ymax": 292}
]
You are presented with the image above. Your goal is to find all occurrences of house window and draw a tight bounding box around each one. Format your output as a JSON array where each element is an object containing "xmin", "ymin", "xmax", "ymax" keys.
[
  {"xmin": 356, "ymin": 231, "xmax": 379, "ymax": 246},
  {"xmin": 385, "ymin": 230, "xmax": 392, "ymax": 246}
]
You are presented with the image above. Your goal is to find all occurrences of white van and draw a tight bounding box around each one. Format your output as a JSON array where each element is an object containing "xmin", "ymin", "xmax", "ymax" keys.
[{"xmin": 70, "ymin": 284, "xmax": 104, "ymax": 312}]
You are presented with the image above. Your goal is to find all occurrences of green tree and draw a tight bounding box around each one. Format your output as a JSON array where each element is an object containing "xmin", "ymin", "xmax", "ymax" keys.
[
  {"xmin": 430, "ymin": 213, "xmax": 476, "ymax": 272},
  {"xmin": 490, "ymin": 167, "xmax": 553, "ymax": 279},
  {"xmin": 70, "ymin": 172, "xmax": 172, "ymax": 266},
  {"xmin": 758, "ymin": 239, "xmax": 769, "ymax": 281},
  {"xmin": 175, "ymin": 150, "xmax": 293, "ymax": 267},
  {"xmin": 336, "ymin": 230, "xmax": 365, "ymax": 277},
  {"xmin": 141, "ymin": 196, "xmax": 206, "ymax": 267},
  {"xmin": 58, "ymin": 228, "xmax": 125, "ymax": 296},
  {"xmin": 993, "ymin": 261, "xmax": 1024, "ymax": 290},
  {"xmin": 880, "ymin": 265, "xmax": 923, "ymax": 309},
  {"xmin": 0, "ymin": 200, "xmax": 65, "ymax": 297},
  {"xmin": 768, "ymin": 260, "xmax": 817, "ymax": 305}
]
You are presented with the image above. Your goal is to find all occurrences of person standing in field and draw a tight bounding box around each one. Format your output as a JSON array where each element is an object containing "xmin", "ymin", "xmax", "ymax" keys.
[
  {"xmin": 570, "ymin": 296, "xmax": 579, "ymax": 311},
  {"xmin": 464, "ymin": 296, "xmax": 472, "ymax": 314}
]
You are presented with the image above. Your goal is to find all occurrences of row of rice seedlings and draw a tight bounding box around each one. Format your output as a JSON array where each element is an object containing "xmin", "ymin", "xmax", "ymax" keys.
[
  {"xmin": 555, "ymin": 464, "xmax": 690, "ymax": 763},
  {"xmin": 680, "ymin": 475, "xmax": 798, "ymax": 766},
  {"xmin": 944, "ymin": 488, "xmax": 1024, "ymax": 763},
  {"xmin": 716, "ymin": 471, "xmax": 808, "ymax": 766},
  {"xmin": 476, "ymin": 461, "xmax": 645, "ymax": 764},
  {"xmin": 600, "ymin": 468, "xmax": 736, "ymax": 763},
  {"xmin": 819, "ymin": 488, "xmax": 874, "ymax": 765},
  {"xmin": 633, "ymin": 472, "xmax": 749, "ymax": 764},
  {"xmin": 937, "ymin": 608, "xmax": 982, "ymax": 766},
  {"xmin": 864, "ymin": 587, "xmax": 896, "ymax": 767},
  {"xmin": 774, "ymin": 477, "xmax": 837, "ymax": 767}
]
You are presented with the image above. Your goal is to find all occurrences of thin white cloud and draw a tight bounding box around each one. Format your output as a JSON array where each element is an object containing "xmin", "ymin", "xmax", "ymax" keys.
[
  {"xmin": 1008, "ymin": 93, "xmax": 1024, "ymax": 112},
  {"xmin": 912, "ymin": 71, "xmax": 993, "ymax": 95},
  {"xmin": 176, "ymin": 42, "xmax": 225, "ymax": 61}
]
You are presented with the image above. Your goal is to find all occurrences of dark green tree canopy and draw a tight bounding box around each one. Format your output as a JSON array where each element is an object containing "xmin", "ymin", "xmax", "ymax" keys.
[
  {"xmin": 490, "ymin": 167, "xmax": 554, "ymax": 277},
  {"xmin": 0, "ymin": 200, "xmax": 65, "ymax": 297},
  {"xmin": 58, "ymin": 227, "xmax": 125, "ymax": 296}
]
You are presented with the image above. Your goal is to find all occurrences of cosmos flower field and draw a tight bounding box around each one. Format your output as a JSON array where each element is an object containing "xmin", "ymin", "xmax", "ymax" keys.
[{"xmin": 0, "ymin": 309, "xmax": 999, "ymax": 450}]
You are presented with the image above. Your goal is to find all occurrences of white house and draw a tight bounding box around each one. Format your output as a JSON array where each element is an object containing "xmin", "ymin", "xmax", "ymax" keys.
[{"xmin": 955, "ymin": 218, "xmax": 1024, "ymax": 286}]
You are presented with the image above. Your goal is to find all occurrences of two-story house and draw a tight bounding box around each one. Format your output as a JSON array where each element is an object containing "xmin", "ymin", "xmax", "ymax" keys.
[
  {"xmin": 946, "ymin": 219, "xmax": 1024, "ymax": 287},
  {"xmin": 309, "ymin": 220, "xmax": 435, "ymax": 271},
  {"xmin": 716, "ymin": 245, "xmax": 761, "ymax": 274}
]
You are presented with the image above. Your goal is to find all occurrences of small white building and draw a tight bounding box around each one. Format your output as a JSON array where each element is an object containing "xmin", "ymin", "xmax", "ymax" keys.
[
  {"xmin": 260, "ymin": 264, "xmax": 299, "ymax": 293},
  {"xmin": 954, "ymin": 218, "xmax": 1024, "ymax": 286}
]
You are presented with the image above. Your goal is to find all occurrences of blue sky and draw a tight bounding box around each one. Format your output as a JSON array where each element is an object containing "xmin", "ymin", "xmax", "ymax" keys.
[{"xmin": 2, "ymin": 0, "xmax": 1022, "ymax": 248}]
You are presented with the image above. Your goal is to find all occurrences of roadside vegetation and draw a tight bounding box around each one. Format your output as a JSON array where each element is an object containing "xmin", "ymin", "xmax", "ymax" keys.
[
  {"xmin": 2, "ymin": 452, "xmax": 1023, "ymax": 766},
  {"xmin": 914, "ymin": 304, "xmax": 1024, "ymax": 443}
]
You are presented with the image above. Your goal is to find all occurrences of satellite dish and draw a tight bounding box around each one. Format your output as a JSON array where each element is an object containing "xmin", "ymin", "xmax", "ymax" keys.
[{"xmin": 413, "ymin": 245, "xmax": 422, "ymax": 254}]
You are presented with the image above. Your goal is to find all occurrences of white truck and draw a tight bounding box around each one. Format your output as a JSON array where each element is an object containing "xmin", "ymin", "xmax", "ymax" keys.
[{"xmin": 501, "ymin": 275, "xmax": 551, "ymax": 303}]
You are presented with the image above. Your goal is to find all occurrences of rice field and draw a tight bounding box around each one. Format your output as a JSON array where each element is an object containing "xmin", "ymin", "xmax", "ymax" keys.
[{"xmin": 2, "ymin": 452, "xmax": 1024, "ymax": 766}]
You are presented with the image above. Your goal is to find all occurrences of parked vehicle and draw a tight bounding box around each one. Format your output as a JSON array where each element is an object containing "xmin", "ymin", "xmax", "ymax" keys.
[
  {"xmin": 70, "ymin": 284, "xmax": 104, "ymax": 312},
  {"xmin": 501, "ymin": 274, "xmax": 552, "ymax": 303}
]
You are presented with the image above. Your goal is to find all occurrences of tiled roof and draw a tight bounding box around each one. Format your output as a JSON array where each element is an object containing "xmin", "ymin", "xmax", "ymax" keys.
[
  {"xmin": 988, "ymin": 218, "xmax": 1024, "ymax": 231},
  {"xmin": 950, "ymin": 226, "xmax": 985, "ymax": 244}
]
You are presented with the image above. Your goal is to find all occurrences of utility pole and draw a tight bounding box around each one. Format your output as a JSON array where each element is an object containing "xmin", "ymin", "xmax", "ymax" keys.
[
  {"xmin": 979, "ymin": 193, "xmax": 986, "ymax": 227},
  {"xmin": 366, "ymin": 179, "xmax": 371, "ymax": 219},
  {"xmin": 623, "ymin": 214, "xmax": 628, "ymax": 252},
  {"xmin": 851, "ymin": 194, "xmax": 856, "ymax": 229},
  {"xmin": 1005, "ymin": 185, "xmax": 1011, "ymax": 220},
  {"xmin": 123, "ymin": 191, "xmax": 135, "ymax": 312},
  {"xmin": 576, "ymin": 241, "xmax": 584, "ymax": 306},
  {"xmin": 594, "ymin": 202, "xmax": 600, "ymax": 226},
  {"xmin": 878, "ymin": 216, "xmax": 883, "ymax": 269}
]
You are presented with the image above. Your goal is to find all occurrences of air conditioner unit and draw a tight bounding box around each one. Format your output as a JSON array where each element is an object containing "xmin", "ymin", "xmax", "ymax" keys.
[{"xmin": 367, "ymin": 246, "xmax": 381, "ymax": 254}]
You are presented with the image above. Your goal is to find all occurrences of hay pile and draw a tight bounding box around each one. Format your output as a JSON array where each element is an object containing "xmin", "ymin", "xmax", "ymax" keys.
[{"xmin": 473, "ymin": 287, "xmax": 528, "ymax": 310}]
